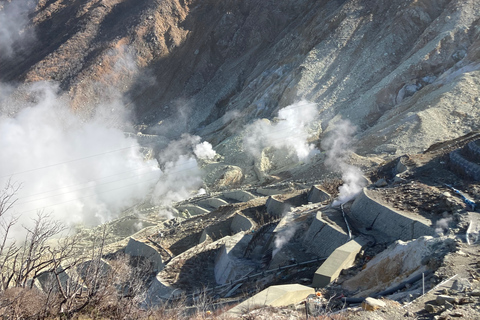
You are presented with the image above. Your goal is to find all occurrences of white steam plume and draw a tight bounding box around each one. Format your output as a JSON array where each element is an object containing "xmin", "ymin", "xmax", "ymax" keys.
[
  {"xmin": 194, "ymin": 141, "xmax": 216, "ymax": 160},
  {"xmin": 323, "ymin": 119, "xmax": 367, "ymax": 206},
  {"xmin": 151, "ymin": 134, "xmax": 215, "ymax": 216},
  {"xmin": 243, "ymin": 100, "xmax": 320, "ymax": 161},
  {"xmin": 0, "ymin": 0, "xmax": 36, "ymax": 57},
  {"xmin": 0, "ymin": 82, "xmax": 161, "ymax": 239},
  {"xmin": 435, "ymin": 217, "xmax": 452, "ymax": 235},
  {"xmin": 272, "ymin": 208, "xmax": 297, "ymax": 257}
]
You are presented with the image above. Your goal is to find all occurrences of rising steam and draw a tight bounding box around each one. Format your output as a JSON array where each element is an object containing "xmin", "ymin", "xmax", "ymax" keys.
[
  {"xmin": 323, "ymin": 119, "xmax": 367, "ymax": 206},
  {"xmin": 151, "ymin": 134, "xmax": 216, "ymax": 217},
  {"xmin": 0, "ymin": 82, "xmax": 215, "ymax": 239},
  {"xmin": 0, "ymin": 0, "xmax": 36, "ymax": 57},
  {"xmin": 272, "ymin": 210, "xmax": 298, "ymax": 257},
  {"xmin": 0, "ymin": 83, "xmax": 161, "ymax": 234},
  {"xmin": 243, "ymin": 100, "xmax": 320, "ymax": 161}
]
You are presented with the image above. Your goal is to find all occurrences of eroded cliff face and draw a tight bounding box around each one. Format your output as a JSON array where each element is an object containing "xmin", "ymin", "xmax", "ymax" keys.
[{"xmin": 1, "ymin": 0, "xmax": 480, "ymax": 158}]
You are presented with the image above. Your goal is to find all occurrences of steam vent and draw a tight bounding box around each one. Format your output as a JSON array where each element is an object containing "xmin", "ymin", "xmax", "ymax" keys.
[{"xmin": 2, "ymin": 0, "xmax": 480, "ymax": 318}]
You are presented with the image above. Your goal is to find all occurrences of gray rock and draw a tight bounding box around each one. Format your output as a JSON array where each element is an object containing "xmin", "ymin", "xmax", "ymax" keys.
[
  {"xmin": 396, "ymin": 160, "xmax": 408, "ymax": 174},
  {"xmin": 436, "ymin": 295, "xmax": 457, "ymax": 305},
  {"xmin": 451, "ymin": 278, "xmax": 472, "ymax": 292},
  {"xmin": 469, "ymin": 289, "xmax": 480, "ymax": 296},
  {"xmin": 425, "ymin": 303, "xmax": 442, "ymax": 313},
  {"xmin": 375, "ymin": 178, "xmax": 387, "ymax": 187},
  {"xmin": 393, "ymin": 175, "xmax": 407, "ymax": 184},
  {"xmin": 361, "ymin": 297, "xmax": 386, "ymax": 311},
  {"xmin": 444, "ymin": 301, "xmax": 454, "ymax": 310}
]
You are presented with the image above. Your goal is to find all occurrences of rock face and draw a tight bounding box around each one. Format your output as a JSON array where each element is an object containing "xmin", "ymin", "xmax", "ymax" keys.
[
  {"xmin": 2, "ymin": 0, "xmax": 480, "ymax": 162},
  {"xmin": 342, "ymin": 236, "xmax": 455, "ymax": 297}
]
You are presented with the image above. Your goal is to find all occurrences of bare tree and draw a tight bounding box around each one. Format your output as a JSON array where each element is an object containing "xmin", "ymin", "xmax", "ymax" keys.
[
  {"xmin": 0, "ymin": 180, "xmax": 156, "ymax": 319},
  {"xmin": 0, "ymin": 179, "xmax": 21, "ymax": 291}
]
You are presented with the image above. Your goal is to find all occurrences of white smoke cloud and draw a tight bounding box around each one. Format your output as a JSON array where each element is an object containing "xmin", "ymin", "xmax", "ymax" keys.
[
  {"xmin": 0, "ymin": 82, "xmax": 161, "ymax": 239},
  {"xmin": 151, "ymin": 155, "xmax": 204, "ymax": 213},
  {"xmin": 435, "ymin": 217, "xmax": 452, "ymax": 235},
  {"xmin": 151, "ymin": 134, "xmax": 214, "ymax": 216},
  {"xmin": 0, "ymin": 0, "xmax": 36, "ymax": 57},
  {"xmin": 243, "ymin": 100, "xmax": 320, "ymax": 162},
  {"xmin": 272, "ymin": 224, "xmax": 298, "ymax": 257},
  {"xmin": 194, "ymin": 141, "xmax": 216, "ymax": 160},
  {"xmin": 272, "ymin": 207, "xmax": 297, "ymax": 257},
  {"xmin": 322, "ymin": 119, "xmax": 367, "ymax": 206}
]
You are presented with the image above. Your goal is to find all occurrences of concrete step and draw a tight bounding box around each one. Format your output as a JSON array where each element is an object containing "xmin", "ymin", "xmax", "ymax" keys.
[
  {"xmin": 227, "ymin": 284, "xmax": 314, "ymax": 315},
  {"xmin": 312, "ymin": 239, "xmax": 365, "ymax": 288}
]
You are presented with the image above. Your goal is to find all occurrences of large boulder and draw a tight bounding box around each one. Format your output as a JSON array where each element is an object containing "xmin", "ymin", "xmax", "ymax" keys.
[{"xmin": 343, "ymin": 236, "xmax": 455, "ymax": 297}]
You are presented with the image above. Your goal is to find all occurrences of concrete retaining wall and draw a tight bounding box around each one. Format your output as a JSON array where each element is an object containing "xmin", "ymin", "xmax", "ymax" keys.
[
  {"xmin": 37, "ymin": 263, "xmax": 82, "ymax": 293},
  {"xmin": 223, "ymin": 190, "xmax": 256, "ymax": 202},
  {"xmin": 143, "ymin": 275, "xmax": 182, "ymax": 307},
  {"xmin": 214, "ymin": 233, "xmax": 254, "ymax": 284},
  {"xmin": 450, "ymin": 149, "xmax": 480, "ymax": 181},
  {"xmin": 256, "ymin": 188, "xmax": 283, "ymax": 196},
  {"xmin": 312, "ymin": 239, "xmax": 363, "ymax": 288},
  {"xmin": 467, "ymin": 140, "xmax": 480, "ymax": 158},
  {"xmin": 125, "ymin": 238, "xmax": 164, "ymax": 272},
  {"xmin": 307, "ymin": 186, "xmax": 331, "ymax": 203},
  {"xmin": 76, "ymin": 259, "xmax": 111, "ymax": 281},
  {"xmin": 197, "ymin": 197, "xmax": 229, "ymax": 209},
  {"xmin": 303, "ymin": 212, "xmax": 349, "ymax": 258},
  {"xmin": 176, "ymin": 204, "xmax": 210, "ymax": 216},
  {"xmin": 231, "ymin": 213, "xmax": 255, "ymax": 233},
  {"xmin": 266, "ymin": 195, "xmax": 287, "ymax": 217},
  {"xmin": 350, "ymin": 188, "xmax": 435, "ymax": 243}
]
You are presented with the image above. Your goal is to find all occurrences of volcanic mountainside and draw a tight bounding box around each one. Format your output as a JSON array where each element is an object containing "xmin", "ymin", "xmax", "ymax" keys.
[{"xmin": 1, "ymin": 0, "xmax": 480, "ymax": 319}]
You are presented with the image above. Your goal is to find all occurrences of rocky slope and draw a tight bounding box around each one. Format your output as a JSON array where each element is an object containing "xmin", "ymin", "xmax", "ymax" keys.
[
  {"xmin": 2, "ymin": 0, "xmax": 480, "ymax": 154},
  {"xmin": 2, "ymin": 0, "xmax": 480, "ymax": 318}
]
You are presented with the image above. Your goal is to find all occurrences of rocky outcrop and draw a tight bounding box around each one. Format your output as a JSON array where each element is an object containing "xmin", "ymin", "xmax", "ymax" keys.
[{"xmin": 343, "ymin": 236, "xmax": 455, "ymax": 297}]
